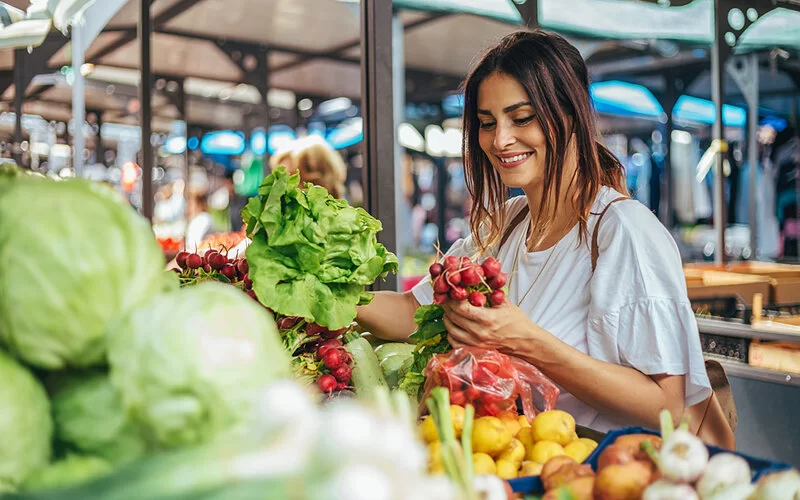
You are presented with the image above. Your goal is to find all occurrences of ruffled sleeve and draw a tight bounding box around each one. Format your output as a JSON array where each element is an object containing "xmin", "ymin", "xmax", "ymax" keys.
[
  {"xmin": 589, "ymin": 198, "xmax": 712, "ymax": 408},
  {"xmin": 588, "ymin": 298, "xmax": 712, "ymax": 407}
]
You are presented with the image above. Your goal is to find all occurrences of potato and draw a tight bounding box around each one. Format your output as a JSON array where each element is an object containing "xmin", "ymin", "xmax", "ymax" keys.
[
  {"xmin": 594, "ymin": 461, "xmax": 653, "ymax": 500},
  {"xmin": 542, "ymin": 476, "xmax": 595, "ymax": 500},
  {"xmin": 541, "ymin": 455, "xmax": 577, "ymax": 484},
  {"xmin": 613, "ymin": 434, "xmax": 662, "ymax": 461},
  {"xmin": 542, "ymin": 462, "xmax": 594, "ymax": 492},
  {"xmin": 597, "ymin": 444, "xmax": 635, "ymax": 472}
]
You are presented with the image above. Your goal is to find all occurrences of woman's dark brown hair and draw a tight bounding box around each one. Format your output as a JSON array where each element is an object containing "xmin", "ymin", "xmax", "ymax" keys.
[{"xmin": 462, "ymin": 29, "xmax": 628, "ymax": 252}]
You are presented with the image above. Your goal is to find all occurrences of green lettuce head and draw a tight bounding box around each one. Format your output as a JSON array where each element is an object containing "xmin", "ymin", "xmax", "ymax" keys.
[
  {"xmin": 51, "ymin": 372, "xmax": 148, "ymax": 465},
  {"xmin": 22, "ymin": 455, "xmax": 112, "ymax": 492},
  {"xmin": 0, "ymin": 178, "xmax": 167, "ymax": 369},
  {"xmin": 107, "ymin": 282, "xmax": 292, "ymax": 448},
  {"xmin": 0, "ymin": 349, "xmax": 52, "ymax": 487}
]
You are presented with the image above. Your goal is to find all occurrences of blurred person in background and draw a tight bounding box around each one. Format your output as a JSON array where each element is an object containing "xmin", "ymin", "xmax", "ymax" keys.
[{"xmin": 270, "ymin": 135, "xmax": 347, "ymax": 199}]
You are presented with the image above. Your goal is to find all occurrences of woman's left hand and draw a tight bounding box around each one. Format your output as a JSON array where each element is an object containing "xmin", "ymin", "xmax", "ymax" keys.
[{"xmin": 441, "ymin": 298, "xmax": 543, "ymax": 351}]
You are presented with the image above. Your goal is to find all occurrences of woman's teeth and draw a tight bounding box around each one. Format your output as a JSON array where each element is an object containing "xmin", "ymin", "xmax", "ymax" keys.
[{"xmin": 499, "ymin": 153, "xmax": 531, "ymax": 163}]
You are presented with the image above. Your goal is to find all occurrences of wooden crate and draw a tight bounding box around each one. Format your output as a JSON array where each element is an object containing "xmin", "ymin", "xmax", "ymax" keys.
[{"xmin": 684, "ymin": 268, "xmax": 771, "ymax": 305}]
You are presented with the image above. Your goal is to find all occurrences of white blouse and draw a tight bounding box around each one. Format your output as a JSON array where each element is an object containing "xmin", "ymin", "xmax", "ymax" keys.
[{"xmin": 411, "ymin": 187, "xmax": 712, "ymax": 432}]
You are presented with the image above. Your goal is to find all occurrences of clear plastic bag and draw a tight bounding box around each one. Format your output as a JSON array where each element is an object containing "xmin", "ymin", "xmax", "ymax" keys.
[{"xmin": 421, "ymin": 347, "xmax": 560, "ymax": 420}]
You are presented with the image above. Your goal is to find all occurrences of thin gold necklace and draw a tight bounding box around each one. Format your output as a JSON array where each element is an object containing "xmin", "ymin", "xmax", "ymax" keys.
[{"xmin": 508, "ymin": 221, "xmax": 559, "ymax": 306}]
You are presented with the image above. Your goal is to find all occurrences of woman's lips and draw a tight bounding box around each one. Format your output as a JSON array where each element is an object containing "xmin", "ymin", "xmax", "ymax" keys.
[{"xmin": 496, "ymin": 152, "xmax": 533, "ymax": 169}]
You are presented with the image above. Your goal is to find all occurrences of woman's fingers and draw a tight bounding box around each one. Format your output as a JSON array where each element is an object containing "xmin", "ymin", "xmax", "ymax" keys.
[{"xmin": 443, "ymin": 316, "xmax": 478, "ymax": 347}]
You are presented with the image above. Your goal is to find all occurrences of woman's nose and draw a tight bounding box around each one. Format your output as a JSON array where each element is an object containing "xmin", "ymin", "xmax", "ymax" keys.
[{"xmin": 493, "ymin": 123, "xmax": 516, "ymax": 151}]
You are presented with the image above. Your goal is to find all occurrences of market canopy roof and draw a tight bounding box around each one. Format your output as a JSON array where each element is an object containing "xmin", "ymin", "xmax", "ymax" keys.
[{"xmin": 1, "ymin": 0, "xmax": 798, "ymax": 131}]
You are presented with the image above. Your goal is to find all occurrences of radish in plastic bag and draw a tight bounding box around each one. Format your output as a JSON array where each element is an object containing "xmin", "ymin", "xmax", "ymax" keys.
[{"xmin": 421, "ymin": 347, "xmax": 559, "ymax": 420}]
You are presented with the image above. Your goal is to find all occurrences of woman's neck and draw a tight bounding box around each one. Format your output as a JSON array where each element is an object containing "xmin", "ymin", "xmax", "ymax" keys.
[{"xmin": 522, "ymin": 185, "xmax": 579, "ymax": 252}]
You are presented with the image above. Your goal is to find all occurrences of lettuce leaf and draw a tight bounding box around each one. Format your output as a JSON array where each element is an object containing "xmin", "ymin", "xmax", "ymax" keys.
[{"xmin": 243, "ymin": 167, "xmax": 397, "ymax": 329}]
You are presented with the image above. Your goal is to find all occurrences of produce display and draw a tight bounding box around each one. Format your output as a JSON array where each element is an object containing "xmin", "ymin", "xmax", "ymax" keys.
[
  {"xmin": 0, "ymin": 168, "xmax": 796, "ymax": 499},
  {"xmin": 242, "ymin": 166, "xmax": 397, "ymax": 330},
  {"xmin": 398, "ymin": 256, "xmax": 509, "ymax": 399},
  {"xmin": 532, "ymin": 411, "xmax": 799, "ymax": 500}
]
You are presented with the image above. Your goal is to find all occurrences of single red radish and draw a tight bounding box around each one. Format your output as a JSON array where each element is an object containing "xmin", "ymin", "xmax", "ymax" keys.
[
  {"xmin": 322, "ymin": 327, "xmax": 346, "ymax": 339},
  {"xmin": 186, "ymin": 253, "xmax": 203, "ymax": 269},
  {"xmin": 433, "ymin": 292, "xmax": 449, "ymax": 305},
  {"xmin": 450, "ymin": 390, "xmax": 466, "ymax": 407},
  {"xmin": 204, "ymin": 249, "xmax": 218, "ymax": 260},
  {"xmin": 460, "ymin": 267, "xmax": 482, "ymax": 287},
  {"xmin": 433, "ymin": 275, "xmax": 450, "ymax": 293},
  {"xmin": 489, "ymin": 289, "xmax": 505, "ymax": 306},
  {"xmin": 460, "ymin": 256, "xmax": 472, "ymax": 268},
  {"xmin": 429, "ymin": 262, "xmax": 444, "ymax": 277},
  {"xmin": 317, "ymin": 338, "xmax": 342, "ymax": 357},
  {"xmin": 237, "ymin": 259, "xmax": 249, "ymax": 275},
  {"xmin": 306, "ymin": 323, "xmax": 327, "ymax": 336},
  {"xmin": 242, "ymin": 273, "xmax": 253, "ymax": 289},
  {"xmin": 202, "ymin": 263, "xmax": 211, "ymax": 273},
  {"xmin": 220, "ymin": 264, "xmax": 237, "ymax": 279},
  {"xmin": 482, "ymin": 257, "xmax": 502, "ymax": 279},
  {"xmin": 176, "ymin": 251, "xmax": 190, "ymax": 269},
  {"xmin": 444, "ymin": 256, "xmax": 460, "ymax": 271},
  {"xmin": 277, "ymin": 316, "xmax": 300, "ymax": 330},
  {"xmin": 318, "ymin": 374, "xmax": 337, "ymax": 393},
  {"xmin": 207, "ymin": 252, "xmax": 227, "ymax": 270},
  {"xmin": 449, "ymin": 286, "xmax": 468, "ymax": 301},
  {"xmin": 323, "ymin": 349, "xmax": 344, "ymax": 369},
  {"xmin": 468, "ymin": 291, "xmax": 487, "ymax": 307},
  {"xmin": 488, "ymin": 273, "xmax": 507, "ymax": 289},
  {"xmin": 335, "ymin": 382, "xmax": 348, "ymax": 391},
  {"xmin": 332, "ymin": 364, "xmax": 352, "ymax": 383},
  {"xmin": 447, "ymin": 271, "xmax": 462, "ymax": 286}
]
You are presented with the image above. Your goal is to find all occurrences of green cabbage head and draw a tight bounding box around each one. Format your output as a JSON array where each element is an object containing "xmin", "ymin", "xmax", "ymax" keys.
[
  {"xmin": 108, "ymin": 282, "xmax": 291, "ymax": 448},
  {"xmin": 0, "ymin": 178, "xmax": 167, "ymax": 369},
  {"xmin": 0, "ymin": 349, "xmax": 52, "ymax": 486},
  {"xmin": 51, "ymin": 372, "xmax": 148, "ymax": 465}
]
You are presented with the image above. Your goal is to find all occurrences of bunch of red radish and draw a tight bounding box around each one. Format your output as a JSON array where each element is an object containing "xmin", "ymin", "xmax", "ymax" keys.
[
  {"xmin": 430, "ymin": 256, "xmax": 507, "ymax": 307},
  {"xmin": 275, "ymin": 316, "xmax": 353, "ymax": 394},
  {"xmin": 174, "ymin": 249, "xmax": 255, "ymax": 299}
]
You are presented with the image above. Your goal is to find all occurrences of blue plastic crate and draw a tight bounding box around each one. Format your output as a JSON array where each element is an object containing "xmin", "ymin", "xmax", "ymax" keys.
[{"xmin": 509, "ymin": 426, "xmax": 793, "ymax": 494}]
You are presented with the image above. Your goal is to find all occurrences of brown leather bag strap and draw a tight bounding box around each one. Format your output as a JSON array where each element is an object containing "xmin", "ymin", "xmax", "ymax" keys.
[
  {"xmin": 590, "ymin": 196, "xmax": 629, "ymax": 272},
  {"xmin": 499, "ymin": 203, "xmax": 531, "ymax": 248}
]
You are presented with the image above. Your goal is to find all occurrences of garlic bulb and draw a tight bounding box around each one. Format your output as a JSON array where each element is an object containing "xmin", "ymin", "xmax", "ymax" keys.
[
  {"xmin": 696, "ymin": 453, "xmax": 752, "ymax": 499},
  {"xmin": 659, "ymin": 429, "xmax": 709, "ymax": 483}
]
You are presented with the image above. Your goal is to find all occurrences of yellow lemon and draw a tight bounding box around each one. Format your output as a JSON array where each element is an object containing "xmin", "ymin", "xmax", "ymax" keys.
[
  {"xmin": 450, "ymin": 405, "xmax": 465, "ymax": 439},
  {"xmin": 528, "ymin": 440, "xmax": 566, "ymax": 464},
  {"xmin": 497, "ymin": 438, "xmax": 526, "ymax": 466},
  {"xmin": 500, "ymin": 414, "xmax": 522, "ymax": 437},
  {"xmin": 564, "ymin": 440, "xmax": 592, "ymax": 463},
  {"xmin": 495, "ymin": 459, "xmax": 519, "ymax": 480},
  {"xmin": 472, "ymin": 452, "xmax": 497, "ymax": 476},
  {"xmin": 472, "ymin": 416, "xmax": 513, "ymax": 457},
  {"xmin": 531, "ymin": 410, "xmax": 576, "ymax": 446},
  {"xmin": 518, "ymin": 415, "xmax": 532, "ymax": 429},
  {"xmin": 418, "ymin": 416, "xmax": 439, "ymax": 443},
  {"xmin": 519, "ymin": 461, "xmax": 544, "ymax": 477},
  {"xmin": 517, "ymin": 427, "xmax": 535, "ymax": 451},
  {"xmin": 578, "ymin": 437, "xmax": 598, "ymax": 452},
  {"xmin": 428, "ymin": 441, "xmax": 442, "ymax": 467}
]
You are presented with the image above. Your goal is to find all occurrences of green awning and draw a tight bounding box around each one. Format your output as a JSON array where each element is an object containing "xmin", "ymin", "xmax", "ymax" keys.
[{"xmin": 393, "ymin": 0, "xmax": 800, "ymax": 53}]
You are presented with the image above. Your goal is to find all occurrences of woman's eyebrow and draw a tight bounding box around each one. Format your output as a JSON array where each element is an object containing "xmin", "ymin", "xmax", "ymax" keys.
[{"xmin": 476, "ymin": 101, "xmax": 532, "ymax": 115}]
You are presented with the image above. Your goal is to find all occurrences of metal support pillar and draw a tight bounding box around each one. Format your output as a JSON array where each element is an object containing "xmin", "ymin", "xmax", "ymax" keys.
[
  {"xmin": 72, "ymin": 21, "xmax": 86, "ymax": 177},
  {"xmin": 392, "ymin": 13, "xmax": 406, "ymax": 285},
  {"xmin": 13, "ymin": 50, "xmax": 25, "ymax": 166},
  {"xmin": 711, "ymin": 0, "xmax": 730, "ymax": 264},
  {"xmin": 727, "ymin": 53, "xmax": 760, "ymax": 258},
  {"xmin": 361, "ymin": 0, "xmax": 398, "ymax": 291},
  {"xmin": 93, "ymin": 111, "xmax": 105, "ymax": 165},
  {"xmin": 139, "ymin": 0, "xmax": 154, "ymax": 221},
  {"xmin": 660, "ymin": 72, "xmax": 678, "ymax": 227}
]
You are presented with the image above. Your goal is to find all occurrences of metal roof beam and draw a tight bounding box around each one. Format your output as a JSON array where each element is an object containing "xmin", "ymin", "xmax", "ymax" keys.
[{"xmin": 89, "ymin": 0, "xmax": 206, "ymax": 62}]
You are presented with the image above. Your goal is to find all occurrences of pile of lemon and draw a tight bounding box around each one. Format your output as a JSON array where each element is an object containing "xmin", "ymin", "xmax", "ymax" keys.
[{"xmin": 419, "ymin": 408, "xmax": 598, "ymax": 480}]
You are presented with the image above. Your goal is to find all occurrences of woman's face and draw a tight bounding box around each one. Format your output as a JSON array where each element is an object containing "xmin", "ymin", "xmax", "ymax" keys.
[{"xmin": 476, "ymin": 71, "xmax": 548, "ymax": 191}]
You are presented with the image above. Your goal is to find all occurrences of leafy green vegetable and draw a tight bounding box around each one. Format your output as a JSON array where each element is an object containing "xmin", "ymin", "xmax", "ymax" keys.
[
  {"xmin": 243, "ymin": 167, "xmax": 397, "ymax": 329},
  {"xmin": 0, "ymin": 349, "xmax": 52, "ymax": 487},
  {"xmin": 22, "ymin": 456, "xmax": 112, "ymax": 492},
  {"xmin": 397, "ymin": 305, "xmax": 452, "ymax": 400},
  {"xmin": 51, "ymin": 372, "xmax": 148, "ymax": 465},
  {"xmin": 0, "ymin": 179, "xmax": 167, "ymax": 369},
  {"xmin": 107, "ymin": 282, "xmax": 292, "ymax": 449}
]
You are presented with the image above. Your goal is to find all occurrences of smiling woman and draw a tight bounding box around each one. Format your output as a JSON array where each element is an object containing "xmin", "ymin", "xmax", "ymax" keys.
[{"xmin": 356, "ymin": 30, "xmax": 725, "ymax": 444}]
